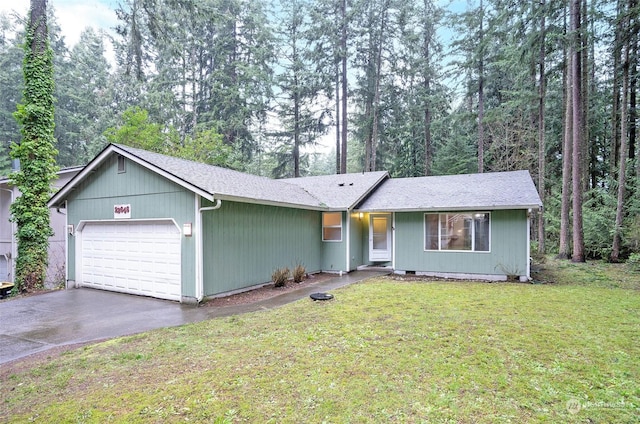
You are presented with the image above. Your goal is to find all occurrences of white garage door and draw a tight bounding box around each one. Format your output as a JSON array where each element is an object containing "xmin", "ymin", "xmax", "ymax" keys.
[{"xmin": 80, "ymin": 221, "xmax": 182, "ymax": 301}]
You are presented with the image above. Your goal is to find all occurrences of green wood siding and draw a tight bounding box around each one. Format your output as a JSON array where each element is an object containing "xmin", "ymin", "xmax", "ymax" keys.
[
  {"xmin": 349, "ymin": 213, "xmax": 364, "ymax": 271},
  {"xmin": 394, "ymin": 210, "xmax": 529, "ymax": 277},
  {"xmin": 202, "ymin": 200, "xmax": 322, "ymax": 295},
  {"xmin": 320, "ymin": 211, "xmax": 347, "ymax": 272},
  {"xmin": 66, "ymin": 155, "xmax": 196, "ymax": 297}
]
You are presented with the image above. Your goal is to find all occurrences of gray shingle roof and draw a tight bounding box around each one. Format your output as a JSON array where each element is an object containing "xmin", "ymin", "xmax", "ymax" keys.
[
  {"xmin": 356, "ymin": 170, "xmax": 542, "ymax": 212},
  {"xmin": 114, "ymin": 144, "xmax": 327, "ymax": 209},
  {"xmin": 49, "ymin": 144, "xmax": 542, "ymax": 213},
  {"xmin": 281, "ymin": 171, "xmax": 388, "ymax": 209}
]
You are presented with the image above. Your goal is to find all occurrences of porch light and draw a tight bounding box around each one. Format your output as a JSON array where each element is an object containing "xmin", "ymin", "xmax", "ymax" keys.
[{"xmin": 183, "ymin": 223, "xmax": 192, "ymax": 237}]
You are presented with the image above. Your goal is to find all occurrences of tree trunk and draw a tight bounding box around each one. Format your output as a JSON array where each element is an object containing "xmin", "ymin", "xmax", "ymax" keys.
[
  {"xmin": 537, "ymin": 0, "xmax": 547, "ymax": 254},
  {"xmin": 30, "ymin": 0, "xmax": 48, "ymax": 53},
  {"xmin": 571, "ymin": 0, "xmax": 585, "ymax": 263},
  {"xmin": 581, "ymin": 0, "xmax": 589, "ymax": 192},
  {"xmin": 424, "ymin": 78, "xmax": 432, "ymax": 176},
  {"xmin": 559, "ymin": 120, "xmax": 573, "ymax": 259},
  {"xmin": 423, "ymin": 0, "xmax": 433, "ymax": 176},
  {"xmin": 477, "ymin": 0, "xmax": 485, "ymax": 173},
  {"xmin": 611, "ymin": 2, "xmax": 631, "ymax": 262},
  {"xmin": 589, "ymin": 0, "xmax": 598, "ymax": 188},
  {"xmin": 370, "ymin": 2, "xmax": 388, "ymax": 173},
  {"xmin": 558, "ymin": 6, "xmax": 572, "ymax": 260},
  {"xmin": 191, "ymin": 45, "xmax": 198, "ymax": 141},
  {"xmin": 629, "ymin": 0, "xmax": 638, "ymax": 163},
  {"xmin": 294, "ymin": 74, "xmax": 301, "ymax": 178},
  {"xmin": 610, "ymin": 0, "xmax": 624, "ymax": 178},
  {"xmin": 340, "ymin": 0, "xmax": 348, "ymax": 174},
  {"xmin": 336, "ymin": 63, "xmax": 341, "ymax": 174}
]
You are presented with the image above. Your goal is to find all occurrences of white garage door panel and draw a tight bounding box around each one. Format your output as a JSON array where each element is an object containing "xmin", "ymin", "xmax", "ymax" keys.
[{"xmin": 80, "ymin": 222, "xmax": 182, "ymax": 301}]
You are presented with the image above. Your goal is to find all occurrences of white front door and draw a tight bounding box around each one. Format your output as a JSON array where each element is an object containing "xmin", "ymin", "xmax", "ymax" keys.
[{"xmin": 369, "ymin": 214, "xmax": 391, "ymax": 262}]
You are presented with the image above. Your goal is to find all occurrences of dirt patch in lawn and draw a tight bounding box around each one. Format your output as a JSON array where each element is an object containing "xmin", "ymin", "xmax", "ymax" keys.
[{"xmin": 202, "ymin": 272, "xmax": 336, "ymax": 307}]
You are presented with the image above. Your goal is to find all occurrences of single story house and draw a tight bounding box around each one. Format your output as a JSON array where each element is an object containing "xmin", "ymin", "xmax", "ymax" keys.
[
  {"xmin": 48, "ymin": 143, "xmax": 543, "ymax": 303},
  {"xmin": 1, "ymin": 166, "xmax": 82, "ymax": 286}
]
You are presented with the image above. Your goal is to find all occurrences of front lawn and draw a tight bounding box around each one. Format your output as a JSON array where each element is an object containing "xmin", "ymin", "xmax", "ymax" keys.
[{"xmin": 2, "ymin": 259, "xmax": 639, "ymax": 423}]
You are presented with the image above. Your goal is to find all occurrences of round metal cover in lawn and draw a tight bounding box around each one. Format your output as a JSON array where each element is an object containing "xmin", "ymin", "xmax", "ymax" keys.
[{"xmin": 310, "ymin": 292, "xmax": 334, "ymax": 301}]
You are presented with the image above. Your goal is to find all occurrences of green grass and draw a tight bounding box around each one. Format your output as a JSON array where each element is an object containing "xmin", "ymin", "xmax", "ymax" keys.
[{"xmin": 2, "ymin": 259, "xmax": 639, "ymax": 423}]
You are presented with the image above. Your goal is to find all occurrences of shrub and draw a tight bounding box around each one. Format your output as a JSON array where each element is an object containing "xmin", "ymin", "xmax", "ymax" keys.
[
  {"xmin": 272, "ymin": 267, "xmax": 290, "ymax": 287},
  {"xmin": 293, "ymin": 264, "xmax": 306, "ymax": 283},
  {"xmin": 627, "ymin": 253, "xmax": 640, "ymax": 273}
]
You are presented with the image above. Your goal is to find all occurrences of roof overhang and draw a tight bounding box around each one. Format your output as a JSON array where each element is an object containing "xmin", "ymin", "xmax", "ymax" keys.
[
  {"xmin": 210, "ymin": 193, "xmax": 331, "ymax": 211},
  {"xmin": 355, "ymin": 204, "xmax": 543, "ymax": 213},
  {"xmin": 48, "ymin": 144, "xmax": 215, "ymax": 208}
]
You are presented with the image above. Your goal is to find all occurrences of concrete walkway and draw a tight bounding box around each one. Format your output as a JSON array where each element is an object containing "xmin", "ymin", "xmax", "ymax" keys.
[{"xmin": 0, "ymin": 270, "xmax": 388, "ymax": 365}]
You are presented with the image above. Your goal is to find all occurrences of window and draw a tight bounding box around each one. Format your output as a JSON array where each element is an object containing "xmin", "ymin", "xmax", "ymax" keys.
[
  {"xmin": 322, "ymin": 212, "xmax": 342, "ymax": 241},
  {"xmin": 425, "ymin": 212, "xmax": 490, "ymax": 252},
  {"xmin": 117, "ymin": 155, "xmax": 126, "ymax": 173}
]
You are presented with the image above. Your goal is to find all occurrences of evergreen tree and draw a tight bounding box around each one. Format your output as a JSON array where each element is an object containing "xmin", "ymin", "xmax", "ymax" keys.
[
  {"xmin": 55, "ymin": 27, "xmax": 112, "ymax": 166},
  {"xmin": 0, "ymin": 13, "xmax": 24, "ymax": 175},
  {"xmin": 272, "ymin": 0, "xmax": 332, "ymax": 177}
]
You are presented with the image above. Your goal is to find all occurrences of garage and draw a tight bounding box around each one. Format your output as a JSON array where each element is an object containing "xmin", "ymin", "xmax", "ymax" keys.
[{"xmin": 79, "ymin": 221, "xmax": 182, "ymax": 301}]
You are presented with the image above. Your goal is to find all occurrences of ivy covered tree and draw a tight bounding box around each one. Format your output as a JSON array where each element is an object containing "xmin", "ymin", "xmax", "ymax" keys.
[{"xmin": 10, "ymin": 0, "xmax": 59, "ymax": 293}]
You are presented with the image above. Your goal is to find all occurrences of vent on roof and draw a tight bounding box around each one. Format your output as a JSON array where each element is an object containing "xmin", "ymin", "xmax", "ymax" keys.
[{"xmin": 338, "ymin": 183, "xmax": 344, "ymax": 186}]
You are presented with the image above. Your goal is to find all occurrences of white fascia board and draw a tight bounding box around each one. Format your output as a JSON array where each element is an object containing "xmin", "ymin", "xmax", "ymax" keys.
[
  {"xmin": 57, "ymin": 166, "xmax": 84, "ymax": 176},
  {"xmin": 212, "ymin": 193, "xmax": 329, "ymax": 211},
  {"xmin": 354, "ymin": 205, "xmax": 541, "ymax": 213}
]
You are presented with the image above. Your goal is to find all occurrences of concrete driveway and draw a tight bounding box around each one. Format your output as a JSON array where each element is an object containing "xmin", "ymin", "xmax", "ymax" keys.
[{"xmin": 0, "ymin": 270, "xmax": 387, "ymax": 364}]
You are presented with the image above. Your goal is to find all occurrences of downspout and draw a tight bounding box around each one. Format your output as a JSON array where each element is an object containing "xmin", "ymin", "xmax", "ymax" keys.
[
  {"xmin": 195, "ymin": 197, "xmax": 222, "ymax": 302},
  {"xmin": 526, "ymin": 209, "xmax": 532, "ymax": 281},
  {"xmin": 200, "ymin": 199, "xmax": 222, "ymax": 212},
  {"xmin": 392, "ymin": 212, "xmax": 396, "ymax": 271}
]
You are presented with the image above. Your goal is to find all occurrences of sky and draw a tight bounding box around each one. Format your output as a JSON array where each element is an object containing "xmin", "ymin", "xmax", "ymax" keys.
[
  {"xmin": 0, "ymin": 0, "xmax": 118, "ymax": 47},
  {"xmin": 1, "ymin": 0, "xmax": 466, "ymax": 49},
  {"xmin": 0, "ymin": 0, "xmax": 467, "ymax": 156}
]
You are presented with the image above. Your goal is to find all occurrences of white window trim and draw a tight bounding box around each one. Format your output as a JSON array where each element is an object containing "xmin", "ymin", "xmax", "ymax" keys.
[
  {"xmin": 322, "ymin": 212, "xmax": 343, "ymax": 242},
  {"xmin": 424, "ymin": 212, "xmax": 491, "ymax": 253}
]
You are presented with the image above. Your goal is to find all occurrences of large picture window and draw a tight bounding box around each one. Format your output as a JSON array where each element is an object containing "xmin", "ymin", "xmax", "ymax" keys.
[
  {"xmin": 425, "ymin": 212, "xmax": 490, "ymax": 252},
  {"xmin": 322, "ymin": 212, "xmax": 342, "ymax": 241}
]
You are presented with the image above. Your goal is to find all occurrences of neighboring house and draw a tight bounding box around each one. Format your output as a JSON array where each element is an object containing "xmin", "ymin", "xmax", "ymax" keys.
[
  {"xmin": 0, "ymin": 166, "xmax": 82, "ymax": 286},
  {"xmin": 48, "ymin": 144, "xmax": 543, "ymax": 303}
]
